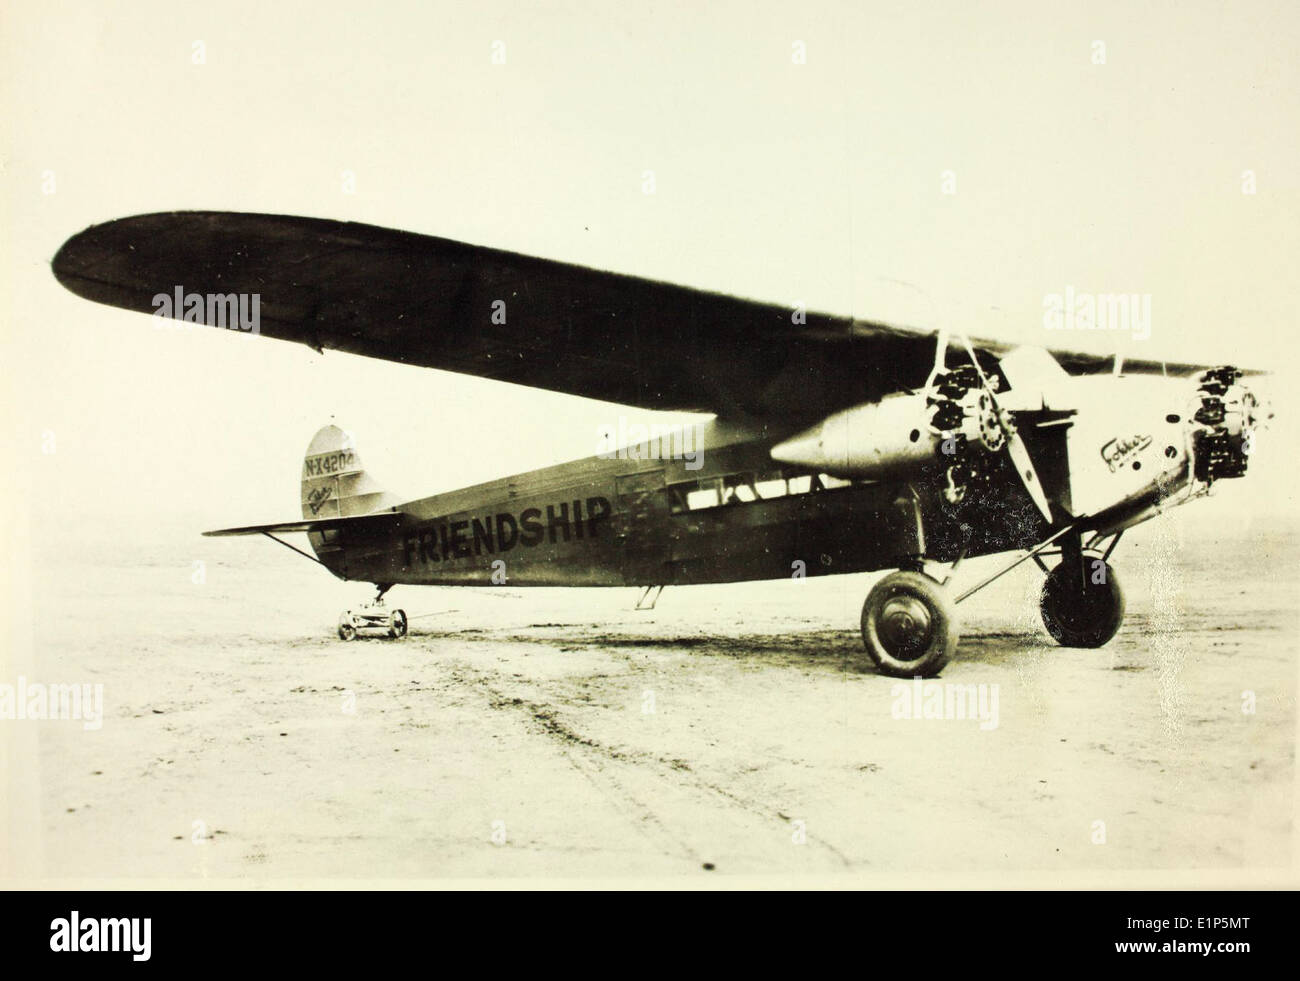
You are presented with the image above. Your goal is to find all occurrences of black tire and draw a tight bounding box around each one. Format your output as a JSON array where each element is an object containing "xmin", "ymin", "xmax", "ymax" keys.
[
  {"xmin": 1040, "ymin": 556, "xmax": 1124, "ymax": 648},
  {"xmin": 388, "ymin": 609, "xmax": 408, "ymax": 639},
  {"xmin": 338, "ymin": 621, "xmax": 357, "ymax": 641},
  {"xmin": 861, "ymin": 570, "xmax": 958, "ymax": 678}
]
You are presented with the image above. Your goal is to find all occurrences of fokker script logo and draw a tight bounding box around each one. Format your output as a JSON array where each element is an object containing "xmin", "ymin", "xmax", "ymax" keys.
[
  {"xmin": 1100, "ymin": 434, "xmax": 1152, "ymax": 473},
  {"xmin": 307, "ymin": 485, "xmax": 335, "ymax": 515}
]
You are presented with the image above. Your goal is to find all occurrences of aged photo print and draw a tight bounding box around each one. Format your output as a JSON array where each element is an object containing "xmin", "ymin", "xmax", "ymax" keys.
[{"xmin": 3, "ymin": 0, "xmax": 1297, "ymax": 892}]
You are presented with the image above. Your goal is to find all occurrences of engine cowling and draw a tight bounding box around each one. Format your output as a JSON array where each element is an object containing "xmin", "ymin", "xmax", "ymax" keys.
[
  {"xmin": 770, "ymin": 391, "xmax": 938, "ymax": 479},
  {"xmin": 770, "ymin": 365, "xmax": 1005, "ymax": 490}
]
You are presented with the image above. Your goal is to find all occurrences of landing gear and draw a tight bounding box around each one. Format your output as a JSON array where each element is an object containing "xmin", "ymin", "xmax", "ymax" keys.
[
  {"xmin": 873, "ymin": 524, "xmax": 1128, "ymax": 673},
  {"xmin": 860, "ymin": 570, "xmax": 958, "ymax": 678},
  {"xmin": 336, "ymin": 593, "xmax": 407, "ymax": 641},
  {"xmin": 388, "ymin": 609, "xmax": 408, "ymax": 639},
  {"xmin": 1039, "ymin": 538, "xmax": 1124, "ymax": 648}
]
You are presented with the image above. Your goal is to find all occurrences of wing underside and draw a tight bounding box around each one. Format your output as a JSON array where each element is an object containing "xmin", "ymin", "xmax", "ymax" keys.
[{"xmin": 54, "ymin": 211, "xmax": 1219, "ymax": 422}]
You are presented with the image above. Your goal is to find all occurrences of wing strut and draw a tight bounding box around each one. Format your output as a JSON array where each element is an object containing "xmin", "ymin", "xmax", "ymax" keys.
[{"xmin": 261, "ymin": 532, "xmax": 324, "ymax": 565}]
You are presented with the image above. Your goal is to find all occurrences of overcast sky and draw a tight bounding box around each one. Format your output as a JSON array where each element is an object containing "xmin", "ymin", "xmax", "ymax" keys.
[{"xmin": 4, "ymin": 0, "xmax": 1297, "ymax": 536}]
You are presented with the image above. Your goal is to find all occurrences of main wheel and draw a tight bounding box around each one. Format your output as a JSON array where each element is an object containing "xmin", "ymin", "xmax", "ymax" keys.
[
  {"xmin": 338, "ymin": 620, "xmax": 357, "ymax": 641},
  {"xmin": 1040, "ymin": 555, "xmax": 1124, "ymax": 647},
  {"xmin": 388, "ymin": 609, "xmax": 408, "ymax": 639},
  {"xmin": 861, "ymin": 570, "xmax": 958, "ymax": 678}
]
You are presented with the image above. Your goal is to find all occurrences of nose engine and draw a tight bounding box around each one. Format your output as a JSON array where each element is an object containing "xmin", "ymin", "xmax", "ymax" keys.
[
  {"xmin": 1061, "ymin": 364, "xmax": 1265, "ymax": 531},
  {"xmin": 1189, "ymin": 366, "xmax": 1260, "ymax": 484}
]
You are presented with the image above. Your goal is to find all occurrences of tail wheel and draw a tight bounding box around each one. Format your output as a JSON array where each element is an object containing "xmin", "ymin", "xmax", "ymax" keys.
[
  {"xmin": 1040, "ymin": 556, "xmax": 1124, "ymax": 648},
  {"xmin": 861, "ymin": 570, "xmax": 958, "ymax": 678},
  {"xmin": 388, "ymin": 609, "xmax": 408, "ymax": 639},
  {"xmin": 338, "ymin": 621, "xmax": 357, "ymax": 641}
]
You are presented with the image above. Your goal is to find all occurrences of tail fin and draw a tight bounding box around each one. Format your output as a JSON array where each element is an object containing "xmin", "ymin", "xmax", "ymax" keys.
[{"xmin": 301, "ymin": 425, "xmax": 402, "ymax": 519}]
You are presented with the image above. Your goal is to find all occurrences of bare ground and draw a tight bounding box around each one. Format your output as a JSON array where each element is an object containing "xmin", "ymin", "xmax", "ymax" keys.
[{"xmin": 19, "ymin": 509, "xmax": 1297, "ymax": 880}]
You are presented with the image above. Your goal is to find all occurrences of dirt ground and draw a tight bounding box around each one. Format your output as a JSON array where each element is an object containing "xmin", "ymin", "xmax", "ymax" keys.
[{"xmin": 12, "ymin": 504, "xmax": 1297, "ymax": 881}]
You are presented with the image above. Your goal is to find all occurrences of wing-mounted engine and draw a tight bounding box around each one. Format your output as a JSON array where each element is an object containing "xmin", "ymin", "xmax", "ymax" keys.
[
  {"xmin": 771, "ymin": 340, "xmax": 1057, "ymax": 522},
  {"xmin": 924, "ymin": 363, "xmax": 1008, "ymax": 507}
]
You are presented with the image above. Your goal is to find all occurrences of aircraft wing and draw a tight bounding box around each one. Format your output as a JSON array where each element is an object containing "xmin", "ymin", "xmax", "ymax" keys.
[
  {"xmin": 54, "ymin": 211, "xmax": 1219, "ymax": 423},
  {"xmin": 203, "ymin": 511, "xmax": 403, "ymax": 537}
]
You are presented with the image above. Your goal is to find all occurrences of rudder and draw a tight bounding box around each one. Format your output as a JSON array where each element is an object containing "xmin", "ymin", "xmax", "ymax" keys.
[{"xmin": 301, "ymin": 425, "xmax": 402, "ymax": 519}]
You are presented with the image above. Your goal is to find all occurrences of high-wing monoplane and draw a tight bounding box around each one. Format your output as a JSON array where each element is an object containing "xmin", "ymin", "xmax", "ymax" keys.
[{"xmin": 53, "ymin": 212, "xmax": 1265, "ymax": 675}]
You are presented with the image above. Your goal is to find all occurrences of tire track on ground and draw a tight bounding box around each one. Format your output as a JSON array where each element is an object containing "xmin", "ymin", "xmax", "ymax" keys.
[{"xmin": 446, "ymin": 656, "xmax": 854, "ymax": 868}]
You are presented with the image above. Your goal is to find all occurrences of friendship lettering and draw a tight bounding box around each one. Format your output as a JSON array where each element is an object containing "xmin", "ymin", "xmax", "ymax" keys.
[{"xmin": 404, "ymin": 497, "xmax": 613, "ymax": 565}]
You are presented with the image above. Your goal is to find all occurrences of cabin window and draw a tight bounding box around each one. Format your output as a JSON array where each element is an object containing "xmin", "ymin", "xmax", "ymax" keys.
[
  {"xmin": 669, "ymin": 478, "xmax": 722, "ymax": 513},
  {"xmin": 721, "ymin": 474, "xmax": 759, "ymax": 505},
  {"xmin": 667, "ymin": 468, "xmax": 854, "ymax": 514},
  {"xmin": 686, "ymin": 479, "xmax": 722, "ymax": 511},
  {"xmin": 687, "ymin": 487, "xmax": 720, "ymax": 510}
]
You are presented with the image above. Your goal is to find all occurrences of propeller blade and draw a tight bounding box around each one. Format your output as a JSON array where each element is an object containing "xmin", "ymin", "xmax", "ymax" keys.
[
  {"xmin": 1006, "ymin": 429, "xmax": 1053, "ymax": 521},
  {"xmin": 955, "ymin": 331, "xmax": 1053, "ymax": 522}
]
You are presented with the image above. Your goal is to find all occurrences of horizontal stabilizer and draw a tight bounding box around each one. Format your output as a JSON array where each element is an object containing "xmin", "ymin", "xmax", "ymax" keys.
[{"xmin": 203, "ymin": 510, "xmax": 403, "ymax": 537}]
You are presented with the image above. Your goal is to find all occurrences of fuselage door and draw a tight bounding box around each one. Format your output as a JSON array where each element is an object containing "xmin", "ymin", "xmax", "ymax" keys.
[{"xmin": 614, "ymin": 469, "xmax": 670, "ymax": 585}]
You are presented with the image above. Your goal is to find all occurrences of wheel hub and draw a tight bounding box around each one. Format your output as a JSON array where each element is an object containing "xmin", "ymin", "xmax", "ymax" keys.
[{"xmin": 879, "ymin": 594, "xmax": 933, "ymax": 657}]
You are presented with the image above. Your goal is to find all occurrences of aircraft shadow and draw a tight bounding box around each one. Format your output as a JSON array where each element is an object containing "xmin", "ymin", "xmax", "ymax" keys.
[{"xmin": 407, "ymin": 623, "xmax": 1052, "ymax": 676}]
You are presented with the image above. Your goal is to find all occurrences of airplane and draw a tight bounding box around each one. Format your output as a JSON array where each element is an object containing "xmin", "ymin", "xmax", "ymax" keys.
[{"xmin": 52, "ymin": 211, "xmax": 1265, "ymax": 677}]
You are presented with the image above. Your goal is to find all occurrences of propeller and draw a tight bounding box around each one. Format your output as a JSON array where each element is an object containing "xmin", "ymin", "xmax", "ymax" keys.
[{"xmin": 927, "ymin": 329, "xmax": 1054, "ymax": 523}]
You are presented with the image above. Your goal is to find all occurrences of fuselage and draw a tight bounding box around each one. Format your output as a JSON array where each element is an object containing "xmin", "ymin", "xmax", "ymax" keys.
[
  {"xmin": 308, "ymin": 417, "xmax": 1049, "ymax": 588},
  {"xmin": 309, "ymin": 367, "xmax": 1260, "ymax": 590}
]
